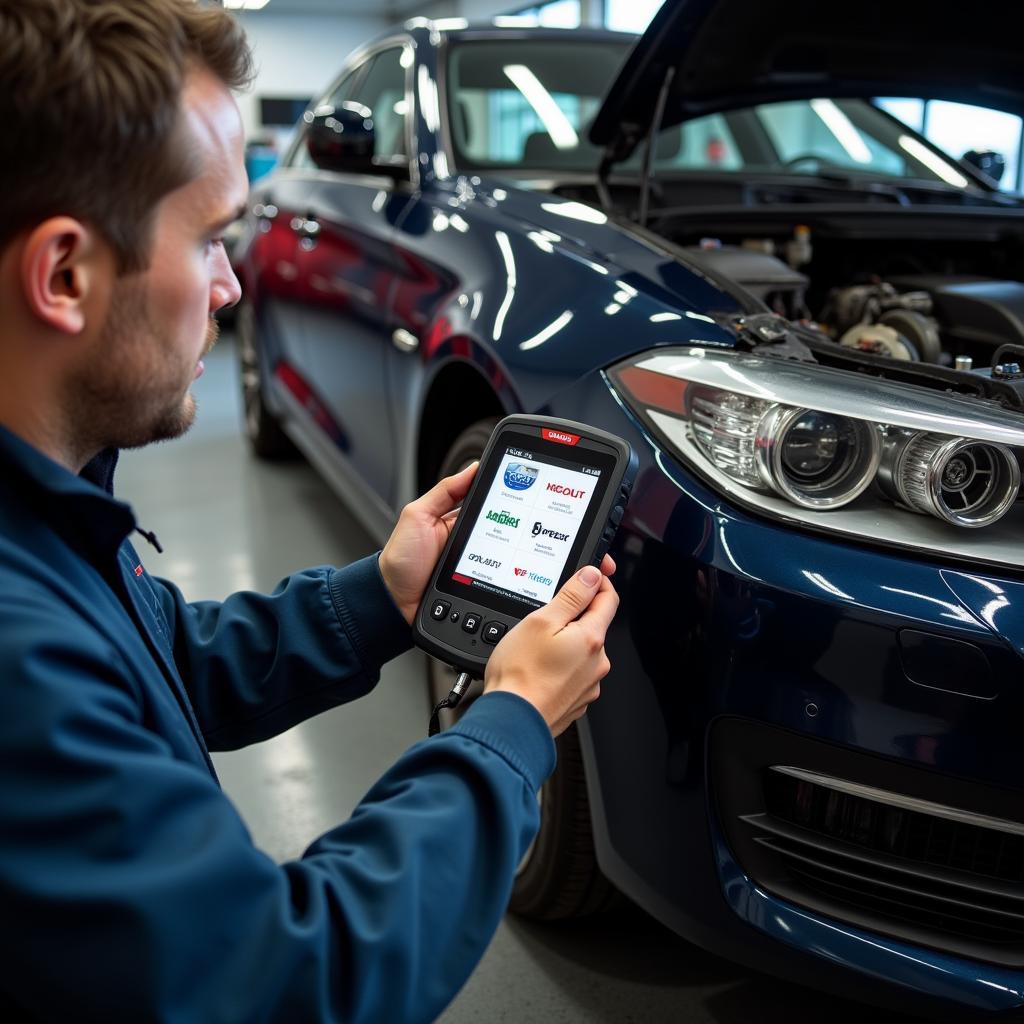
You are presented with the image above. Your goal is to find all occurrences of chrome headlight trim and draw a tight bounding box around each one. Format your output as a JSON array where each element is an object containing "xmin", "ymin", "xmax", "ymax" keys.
[
  {"xmin": 635, "ymin": 349, "xmax": 1024, "ymax": 448},
  {"xmin": 755, "ymin": 406, "xmax": 882, "ymax": 510}
]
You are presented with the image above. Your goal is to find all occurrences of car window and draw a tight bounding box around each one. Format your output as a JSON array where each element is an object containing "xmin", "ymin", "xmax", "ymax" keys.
[
  {"xmin": 447, "ymin": 39, "xmax": 631, "ymax": 170},
  {"xmin": 286, "ymin": 67, "xmax": 363, "ymax": 170},
  {"xmin": 650, "ymin": 98, "xmax": 971, "ymax": 186},
  {"xmin": 757, "ymin": 100, "xmax": 905, "ymax": 176},
  {"xmin": 350, "ymin": 47, "xmax": 408, "ymax": 163}
]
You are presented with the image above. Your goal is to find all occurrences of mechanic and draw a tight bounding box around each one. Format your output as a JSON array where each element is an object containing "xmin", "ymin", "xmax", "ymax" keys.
[{"xmin": 0, "ymin": 1, "xmax": 617, "ymax": 1020}]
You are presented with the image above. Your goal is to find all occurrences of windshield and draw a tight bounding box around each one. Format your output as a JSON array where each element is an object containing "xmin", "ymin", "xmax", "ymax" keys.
[
  {"xmin": 446, "ymin": 38, "xmax": 631, "ymax": 171},
  {"xmin": 446, "ymin": 40, "xmax": 972, "ymax": 188}
]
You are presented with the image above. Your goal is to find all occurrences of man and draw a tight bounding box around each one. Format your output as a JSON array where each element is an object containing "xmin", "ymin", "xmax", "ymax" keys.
[{"xmin": 0, "ymin": 1, "xmax": 617, "ymax": 1020}]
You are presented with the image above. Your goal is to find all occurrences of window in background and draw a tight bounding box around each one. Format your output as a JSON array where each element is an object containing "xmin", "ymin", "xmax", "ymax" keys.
[
  {"xmin": 923, "ymin": 101, "xmax": 1021, "ymax": 192},
  {"xmin": 874, "ymin": 97, "xmax": 925, "ymax": 134},
  {"xmin": 604, "ymin": 0, "xmax": 664, "ymax": 34},
  {"xmin": 876, "ymin": 97, "xmax": 1022, "ymax": 192},
  {"xmin": 513, "ymin": 0, "xmax": 580, "ymax": 28}
]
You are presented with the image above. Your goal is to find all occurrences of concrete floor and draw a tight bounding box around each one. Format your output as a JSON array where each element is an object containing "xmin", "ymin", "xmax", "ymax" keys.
[{"xmin": 116, "ymin": 338, "xmax": 921, "ymax": 1023}]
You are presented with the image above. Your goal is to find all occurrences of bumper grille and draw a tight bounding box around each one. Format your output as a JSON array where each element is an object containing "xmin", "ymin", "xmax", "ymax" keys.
[{"xmin": 711, "ymin": 719, "xmax": 1024, "ymax": 967}]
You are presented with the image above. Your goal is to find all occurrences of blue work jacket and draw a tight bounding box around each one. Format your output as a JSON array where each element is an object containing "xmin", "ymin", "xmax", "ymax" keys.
[{"xmin": 0, "ymin": 426, "xmax": 555, "ymax": 1022}]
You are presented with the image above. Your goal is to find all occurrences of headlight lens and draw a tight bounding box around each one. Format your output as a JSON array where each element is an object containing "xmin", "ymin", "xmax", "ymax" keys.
[
  {"xmin": 879, "ymin": 432, "xmax": 1021, "ymax": 528},
  {"xmin": 756, "ymin": 405, "xmax": 880, "ymax": 509},
  {"xmin": 609, "ymin": 347, "xmax": 1024, "ymax": 564}
]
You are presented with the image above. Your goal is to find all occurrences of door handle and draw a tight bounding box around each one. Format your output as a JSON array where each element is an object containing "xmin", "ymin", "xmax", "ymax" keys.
[{"xmin": 391, "ymin": 328, "xmax": 419, "ymax": 353}]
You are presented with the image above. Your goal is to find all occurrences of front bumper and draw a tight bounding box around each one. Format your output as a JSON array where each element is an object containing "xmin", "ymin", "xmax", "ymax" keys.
[{"xmin": 543, "ymin": 370, "xmax": 1024, "ymax": 1017}]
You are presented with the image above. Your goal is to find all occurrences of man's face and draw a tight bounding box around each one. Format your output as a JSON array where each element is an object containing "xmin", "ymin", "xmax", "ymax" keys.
[{"xmin": 70, "ymin": 67, "xmax": 247, "ymax": 451}]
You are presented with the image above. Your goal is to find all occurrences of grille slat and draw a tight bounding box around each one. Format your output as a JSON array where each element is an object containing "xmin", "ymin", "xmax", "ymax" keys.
[
  {"xmin": 754, "ymin": 836, "xmax": 1024, "ymax": 935},
  {"xmin": 741, "ymin": 812, "xmax": 1024, "ymax": 911}
]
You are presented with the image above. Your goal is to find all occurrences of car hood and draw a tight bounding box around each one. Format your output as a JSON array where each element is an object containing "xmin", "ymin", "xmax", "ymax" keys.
[{"xmin": 589, "ymin": 0, "xmax": 1024, "ymax": 161}]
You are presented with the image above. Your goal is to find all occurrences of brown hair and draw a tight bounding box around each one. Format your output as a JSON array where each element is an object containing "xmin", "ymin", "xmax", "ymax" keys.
[{"xmin": 0, "ymin": 0, "xmax": 253, "ymax": 273}]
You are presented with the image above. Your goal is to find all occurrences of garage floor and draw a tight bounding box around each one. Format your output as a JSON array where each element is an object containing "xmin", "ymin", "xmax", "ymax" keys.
[{"xmin": 116, "ymin": 337, "xmax": 921, "ymax": 1023}]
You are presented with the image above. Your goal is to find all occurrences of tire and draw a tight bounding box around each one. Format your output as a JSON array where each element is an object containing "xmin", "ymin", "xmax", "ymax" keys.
[
  {"xmin": 236, "ymin": 299, "xmax": 298, "ymax": 461},
  {"xmin": 508, "ymin": 723, "xmax": 621, "ymax": 920},
  {"xmin": 427, "ymin": 417, "xmax": 619, "ymax": 920}
]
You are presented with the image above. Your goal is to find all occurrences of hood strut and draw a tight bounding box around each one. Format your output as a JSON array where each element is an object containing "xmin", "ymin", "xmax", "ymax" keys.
[
  {"xmin": 595, "ymin": 63, "xmax": 675, "ymax": 222},
  {"xmin": 638, "ymin": 64, "xmax": 675, "ymax": 226}
]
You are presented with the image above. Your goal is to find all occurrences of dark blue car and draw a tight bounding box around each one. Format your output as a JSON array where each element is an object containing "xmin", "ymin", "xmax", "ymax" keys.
[{"xmin": 237, "ymin": 2, "xmax": 1024, "ymax": 1016}]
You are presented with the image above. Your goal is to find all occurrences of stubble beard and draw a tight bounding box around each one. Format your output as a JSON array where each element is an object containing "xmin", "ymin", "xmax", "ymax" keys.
[{"xmin": 68, "ymin": 279, "xmax": 219, "ymax": 455}]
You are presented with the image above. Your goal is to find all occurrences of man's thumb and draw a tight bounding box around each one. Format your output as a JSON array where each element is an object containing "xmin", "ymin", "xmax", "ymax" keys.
[{"xmin": 546, "ymin": 565, "xmax": 602, "ymax": 625}]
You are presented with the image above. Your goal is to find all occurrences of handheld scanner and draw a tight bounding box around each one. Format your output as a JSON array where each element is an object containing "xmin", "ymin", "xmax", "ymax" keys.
[{"xmin": 412, "ymin": 415, "xmax": 637, "ymax": 677}]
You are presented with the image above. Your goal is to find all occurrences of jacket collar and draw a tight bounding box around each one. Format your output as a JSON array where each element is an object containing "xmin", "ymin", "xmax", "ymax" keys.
[{"xmin": 0, "ymin": 425, "xmax": 136, "ymax": 562}]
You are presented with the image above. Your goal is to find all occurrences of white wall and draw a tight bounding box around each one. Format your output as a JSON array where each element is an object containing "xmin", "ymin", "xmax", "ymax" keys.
[{"xmin": 233, "ymin": 11, "xmax": 389, "ymax": 139}]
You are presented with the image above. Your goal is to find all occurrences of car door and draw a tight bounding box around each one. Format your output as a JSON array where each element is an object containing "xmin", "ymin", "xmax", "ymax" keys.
[
  {"xmin": 300, "ymin": 43, "xmax": 416, "ymax": 510},
  {"xmin": 245, "ymin": 66, "xmax": 366, "ymax": 426}
]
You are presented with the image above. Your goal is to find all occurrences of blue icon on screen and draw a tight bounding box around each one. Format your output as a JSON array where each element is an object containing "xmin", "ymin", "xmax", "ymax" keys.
[{"xmin": 504, "ymin": 463, "xmax": 538, "ymax": 491}]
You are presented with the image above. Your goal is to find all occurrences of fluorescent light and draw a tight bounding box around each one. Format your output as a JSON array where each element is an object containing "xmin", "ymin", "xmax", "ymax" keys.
[
  {"xmin": 810, "ymin": 98, "xmax": 871, "ymax": 164},
  {"xmin": 503, "ymin": 64, "xmax": 578, "ymax": 150},
  {"xmin": 650, "ymin": 312, "xmax": 682, "ymax": 323},
  {"xmin": 898, "ymin": 134, "xmax": 969, "ymax": 188},
  {"xmin": 224, "ymin": 0, "xmax": 270, "ymax": 9}
]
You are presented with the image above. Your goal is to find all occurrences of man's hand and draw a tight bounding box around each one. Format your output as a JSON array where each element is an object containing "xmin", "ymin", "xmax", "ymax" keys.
[
  {"xmin": 483, "ymin": 564, "xmax": 619, "ymax": 737},
  {"xmin": 379, "ymin": 463, "xmax": 479, "ymax": 626}
]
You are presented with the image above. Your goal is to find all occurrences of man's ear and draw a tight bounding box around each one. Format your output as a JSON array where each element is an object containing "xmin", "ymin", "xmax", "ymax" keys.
[{"xmin": 20, "ymin": 217, "xmax": 111, "ymax": 336}]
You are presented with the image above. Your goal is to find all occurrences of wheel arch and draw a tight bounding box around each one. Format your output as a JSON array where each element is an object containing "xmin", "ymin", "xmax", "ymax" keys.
[{"xmin": 415, "ymin": 358, "xmax": 511, "ymax": 493}]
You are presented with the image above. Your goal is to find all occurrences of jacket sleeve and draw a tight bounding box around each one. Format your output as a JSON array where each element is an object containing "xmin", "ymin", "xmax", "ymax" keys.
[
  {"xmin": 148, "ymin": 553, "xmax": 412, "ymax": 750},
  {"xmin": 0, "ymin": 592, "xmax": 555, "ymax": 1024}
]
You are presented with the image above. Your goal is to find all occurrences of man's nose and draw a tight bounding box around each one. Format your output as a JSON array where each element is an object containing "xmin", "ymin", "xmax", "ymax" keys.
[{"xmin": 210, "ymin": 247, "xmax": 242, "ymax": 313}]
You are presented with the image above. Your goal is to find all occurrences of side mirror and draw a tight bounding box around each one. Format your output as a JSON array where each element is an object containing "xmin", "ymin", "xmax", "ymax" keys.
[
  {"xmin": 961, "ymin": 148, "xmax": 1006, "ymax": 186},
  {"xmin": 305, "ymin": 103, "xmax": 376, "ymax": 174}
]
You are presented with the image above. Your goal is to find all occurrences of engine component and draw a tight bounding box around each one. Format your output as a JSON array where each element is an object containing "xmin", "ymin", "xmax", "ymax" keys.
[
  {"xmin": 878, "ymin": 309, "xmax": 943, "ymax": 364},
  {"xmin": 839, "ymin": 323, "xmax": 919, "ymax": 360},
  {"xmin": 683, "ymin": 245, "xmax": 809, "ymax": 319},
  {"xmin": 824, "ymin": 282, "xmax": 932, "ymax": 336},
  {"xmin": 879, "ymin": 431, "xmax": 1021, "ymax": 528}
]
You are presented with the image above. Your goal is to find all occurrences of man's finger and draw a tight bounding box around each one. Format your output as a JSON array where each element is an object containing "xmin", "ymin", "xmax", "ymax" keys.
[
  {"xmin": 414, "ymin": 462, "xmax": 478, "ymax": 518},
  {"xmin": 600, "ymin": 553, "xmax": 616, "ymax": 577},
  {"xmin": 543, "ymin": 565, "xmax": 603, "ymax": 628}
]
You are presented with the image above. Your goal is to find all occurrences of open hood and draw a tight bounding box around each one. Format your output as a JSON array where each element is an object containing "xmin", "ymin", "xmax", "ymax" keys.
[{"xmin": 589, "ymin": 0, "xmax": 1024, "ymax": 161}]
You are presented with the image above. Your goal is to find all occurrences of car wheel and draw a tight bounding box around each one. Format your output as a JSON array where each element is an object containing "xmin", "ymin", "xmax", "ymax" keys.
[
  {"xmin": 236, "ymin": 299, "xmax": 298, "ymax": 461},
  {"xmin": 427, "ymin": 416, "xmax": 619, "ymax": 920}
]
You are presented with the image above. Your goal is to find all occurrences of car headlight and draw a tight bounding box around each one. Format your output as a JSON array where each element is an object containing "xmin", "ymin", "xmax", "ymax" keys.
[
  {"xmin": 690, "ymin": 386, "xmax": 880, "ymax": 508},
  {"xmin": 608, "ymin": 347, "xmax": 1024, "ymax": 566}
]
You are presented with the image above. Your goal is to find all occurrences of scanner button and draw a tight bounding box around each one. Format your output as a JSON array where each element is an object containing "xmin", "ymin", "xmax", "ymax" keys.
[
  {"xmin": 462, "ymin": 613, "xmax": 482, "ymax": 635},
  {"xmin": 430, "ymin": 600, "xmax": 451, "ymax": 621},
  {"xmin": 449, "ymin": 610, "xmax": 460, "ymax": 624},
  {"xmin": 609, "ymin": 505, "xmax": 624, "ymax": 526},
  {"xmin": 481, "ymin": 621, "xmax": 507, "ymax": 645}
]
